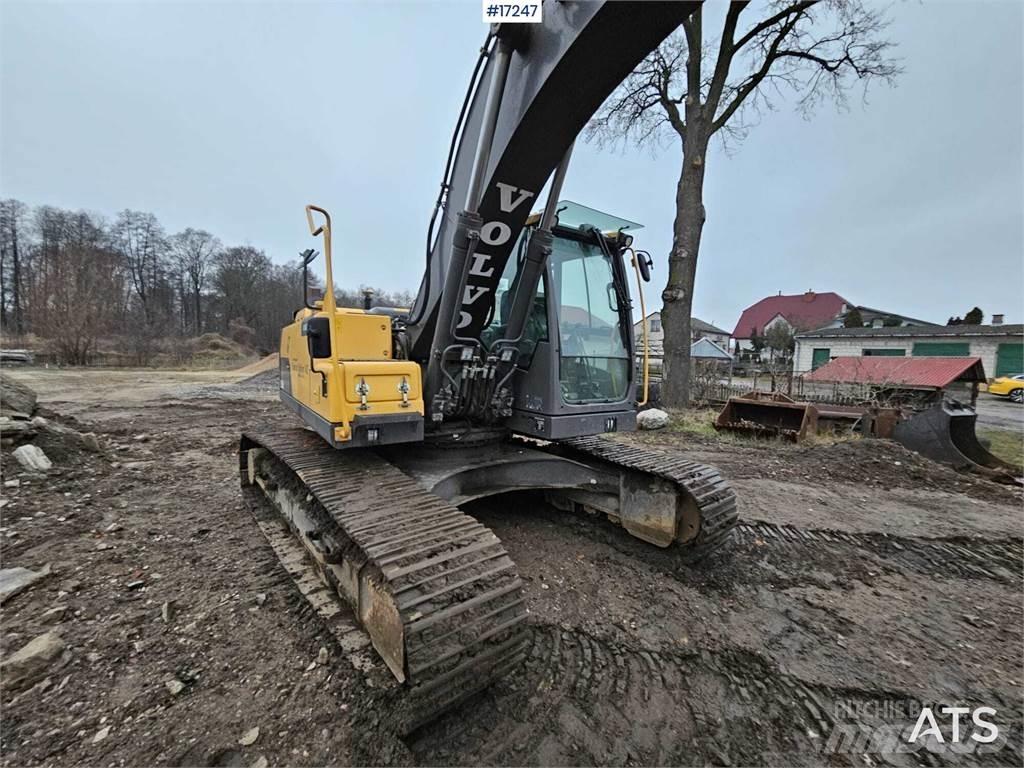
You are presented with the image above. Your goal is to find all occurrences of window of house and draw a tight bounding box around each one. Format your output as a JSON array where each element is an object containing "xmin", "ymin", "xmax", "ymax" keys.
[
  {"xmin": 863, "ymin": 348, "xmax": 905, "ymax": 357},
  {"xmin": 650, "ymin": 317, "xmax": 661, "ymax": 333}
]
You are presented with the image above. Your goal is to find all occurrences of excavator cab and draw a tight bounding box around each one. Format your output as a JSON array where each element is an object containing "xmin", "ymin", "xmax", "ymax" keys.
[{"xmin": 486, "ymin": 202, "xmax": 647, "ymax": 439}]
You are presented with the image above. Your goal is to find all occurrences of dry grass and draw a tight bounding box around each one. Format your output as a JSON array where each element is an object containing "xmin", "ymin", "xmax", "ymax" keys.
[
  {"xmin": 977, "ymin": 427, "xmax": 1024, "ymax": 472},
  {"xmin": 666, "ymin": 408, "xmax": 720, "ymax": 437},
  {"xmin": 661, "ymin": 406, "xmax": 862, "ymax": 447}
]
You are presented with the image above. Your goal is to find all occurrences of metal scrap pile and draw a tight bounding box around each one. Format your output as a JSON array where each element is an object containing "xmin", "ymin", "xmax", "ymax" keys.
[{"xmin": 714, "ymin": 388, "xmax": 1020, "ymax": 484}]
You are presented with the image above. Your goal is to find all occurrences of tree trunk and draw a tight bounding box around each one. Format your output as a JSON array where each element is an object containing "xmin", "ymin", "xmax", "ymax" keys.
[
  {"xmin": 193, "ymin": 283, "xmax": 202, "ymax": 335},
  {"xmin": 1, "ymin": 241, "xmax": 7, "ymax": 330},
  {"xmin": 177, "ymin": 272, "xmax": 187, "ymax": 335},
  {"xmin": 10, "ymin": 219, "xmax": 23, "ymax": 335},
  {"xmin": 660, "ymin": 133, "xmax": 708, "ymax": 407}
]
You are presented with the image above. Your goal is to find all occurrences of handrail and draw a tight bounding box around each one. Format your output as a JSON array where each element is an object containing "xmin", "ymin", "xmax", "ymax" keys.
[
  {"xmin": 305, "ymin": 205, "xmax": 337, "ymax": 318},
  {"xmin": 305, "ymin": 205, "xmax": 337, "ymax": 396},
  {"xmin": 626, "ymin": 247, "xmax": 649, "ymax": 407}
]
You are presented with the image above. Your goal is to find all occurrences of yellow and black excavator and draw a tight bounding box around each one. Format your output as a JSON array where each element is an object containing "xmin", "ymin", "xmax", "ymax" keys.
[{"xmin": 239, "ymin": 0, "xmax": 735, "ymax": 728}]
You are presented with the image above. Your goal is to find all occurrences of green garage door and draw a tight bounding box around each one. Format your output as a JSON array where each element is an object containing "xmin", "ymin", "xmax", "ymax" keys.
[
  {"xmin": 995, "ymin": 342, "xmax": 1023, "ymax": 376},
  {"xmin": 862, "ymin": 348, "xmax": 905, "ymax": 356},
  {"xmin": 912, "ymin": 342, "xmax": 970, "ymax": 357},
  {"xmin": 811, "ymin": 348, "xmax": 831, "ymax": 369}
]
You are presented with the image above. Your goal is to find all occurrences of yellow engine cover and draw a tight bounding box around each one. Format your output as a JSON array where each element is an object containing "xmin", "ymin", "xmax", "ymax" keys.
[
  {"xmin": 332, "ymin": 309, "xmax": 394, "ymax": 360},
  {"xmin": 279, "ymin": 307, "xmax": 424, "ymax": 448}
]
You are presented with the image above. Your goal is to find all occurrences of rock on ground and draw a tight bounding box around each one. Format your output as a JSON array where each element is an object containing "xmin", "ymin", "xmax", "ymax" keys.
[
  {"xmin": 0, "ymin": 564, "xmax": 51, "ymax": 604},
  {"xmin": 637, "ymin": 408, "xmax": 670, "ymax": 430},
  {"xmin": 30, "ymin": 417, "xmax": 102, "ymax": 452},
  {"xmin": 0, "ymin": 372, "xmax": 37, "ymax": 417},
  {"xmin": 1, "ymin": 631, "xmax": 65, "ymax": 691},
  {"xmin": 11, "ymin": 444, "xmax": 52, "ymax": 472},
  {"xmin": 0, "ymin": 417, "xmax": 37, "ymax": 440}
]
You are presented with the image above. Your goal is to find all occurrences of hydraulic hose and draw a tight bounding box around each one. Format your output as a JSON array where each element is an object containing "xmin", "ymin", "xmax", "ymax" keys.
[{"xmin": 410, "ymin": 30, "xmax": 495, "ymax": 326}]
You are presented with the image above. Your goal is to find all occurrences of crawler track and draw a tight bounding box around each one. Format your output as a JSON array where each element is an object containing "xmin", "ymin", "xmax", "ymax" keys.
[
  {"xmin": 239, "ymin": 427, "xmax": 528, "ymax": 731},
  {"xmin": 549, "ymin": 435, "xmax": 739, "ymax": 558}
]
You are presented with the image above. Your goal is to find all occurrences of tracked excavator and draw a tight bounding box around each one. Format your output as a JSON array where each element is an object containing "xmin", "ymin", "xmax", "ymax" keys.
[{"xmin": 239, "ymin": 0, "xmax": 737, "ymax": 728}]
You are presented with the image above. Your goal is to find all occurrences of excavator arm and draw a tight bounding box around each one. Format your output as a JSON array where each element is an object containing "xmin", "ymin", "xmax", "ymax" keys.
[{"xmin": 406, "ymin": 2, "xmax": 700, "ymax": 372}]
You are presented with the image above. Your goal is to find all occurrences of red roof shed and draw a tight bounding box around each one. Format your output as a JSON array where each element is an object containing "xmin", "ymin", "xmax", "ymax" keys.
[{"xmin": 803, "ymin": 356, "xmax": 987, "ymax": 389}]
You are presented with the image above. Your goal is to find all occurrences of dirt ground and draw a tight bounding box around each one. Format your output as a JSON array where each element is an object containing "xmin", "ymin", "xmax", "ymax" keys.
[{"xmin": 1, "ymin": 368, "xmax": 1022, "ymax": 767}]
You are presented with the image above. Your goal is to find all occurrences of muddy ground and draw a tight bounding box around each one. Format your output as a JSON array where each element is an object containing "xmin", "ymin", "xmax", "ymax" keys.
[{"xmin": 1, "ymin": 369, "xmax": 1022, "ymax": 767}]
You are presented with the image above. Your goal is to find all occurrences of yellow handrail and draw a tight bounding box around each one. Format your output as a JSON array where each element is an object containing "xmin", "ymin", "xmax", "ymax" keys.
[
  {"xmin": 626, "ymin": 247, "xmax": 649, "ymax": 407},
  {"xmin": 304, "ymin": 205, "xmax": 338, "ymax": 388},
  {"xmin": 305, "ymin": 205, "xmax": 337, "ymax": 317}
]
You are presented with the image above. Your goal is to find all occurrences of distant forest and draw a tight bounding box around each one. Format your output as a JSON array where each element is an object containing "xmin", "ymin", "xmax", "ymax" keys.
[{"xmin": 0, "ymin": 199, "xmax": 413, "ymax": 364}]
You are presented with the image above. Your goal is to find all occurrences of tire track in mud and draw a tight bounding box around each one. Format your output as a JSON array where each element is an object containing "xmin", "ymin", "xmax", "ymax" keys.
[
  {"xmin": 405, "ymin": 622, "xmax": 899, "ymax": 767},
  {"xmin": 478, "ymin": 498, "xmax": 1022, "ymax": 591},
  {"xmin": 246, "ymin": 508, "xmax": 831, "ymax": 766},
  {"xmin": 410, "ymin": 622, "xmax": 1024, "ymax": 766},
  {"xmin": 735, "ymin": 521, "xmax": 1022, "ymax": 583}
]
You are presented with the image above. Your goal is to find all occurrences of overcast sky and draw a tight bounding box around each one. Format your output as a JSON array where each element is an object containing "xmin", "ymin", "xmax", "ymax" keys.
[{"xmin": 2, "ymin": 0, "xmax": 1021, "ymax": 332}]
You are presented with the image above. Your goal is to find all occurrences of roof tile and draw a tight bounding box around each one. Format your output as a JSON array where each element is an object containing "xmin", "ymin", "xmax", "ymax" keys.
[
  {"xmin": 732, "ymin": 292, "xmax": 849, "ymax": 338},
  {"xmin": 804, "ymin": 356, "xmax": 987, "ymax": 388}
]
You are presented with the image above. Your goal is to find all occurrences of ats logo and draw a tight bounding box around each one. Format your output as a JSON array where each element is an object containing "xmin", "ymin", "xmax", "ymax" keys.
[
  {"xmin": 825, "ymin": 705, "xmax": 1005, "ymax": 756},
  {"xmin": 908, "ymin": 706, "xmax": 999, "ymax": 748}
]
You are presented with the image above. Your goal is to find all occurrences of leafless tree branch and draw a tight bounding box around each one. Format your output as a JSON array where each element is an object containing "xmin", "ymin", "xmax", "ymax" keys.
[{"xmin": 585, "ymin": 0, "xmax": 901, "ymax": 406}]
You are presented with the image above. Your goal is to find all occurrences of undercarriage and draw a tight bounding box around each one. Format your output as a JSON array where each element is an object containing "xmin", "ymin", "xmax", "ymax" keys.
[{"xmin": 239, "ymin": 426, "xmax": 737, "ymax": 729}]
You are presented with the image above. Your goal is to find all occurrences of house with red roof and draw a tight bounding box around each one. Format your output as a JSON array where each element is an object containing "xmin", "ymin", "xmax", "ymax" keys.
[{"xmin": 732, "ymin": 290, "xmax": 933, "ymax": 357}]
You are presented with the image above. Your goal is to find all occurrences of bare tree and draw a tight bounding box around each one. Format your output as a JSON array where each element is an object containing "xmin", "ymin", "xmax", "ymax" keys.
[
  {"xmin": 171, "ymin": 228, "xmax": 220, "ymax": 334},
  {"xmin": 1, "ymin": 197, "xmax": 417, "ymax": 359},
  {"xmin": 41, "ymin": 211, "xmax": 122, "ymax": 364},
  {"xmin": 587, "ymin": 1, "xmax": 901, "ymax": 406},
  {"xmin": 112, "ymin": 210, "xmax": 169, "ymax": 324},
  {"xmin": 211, "ymin": 245, "xmax": 273, "ymax": 334},
  {"xmin": 0, "ymin": 199, "xmax": 29, "ymax": 335}
]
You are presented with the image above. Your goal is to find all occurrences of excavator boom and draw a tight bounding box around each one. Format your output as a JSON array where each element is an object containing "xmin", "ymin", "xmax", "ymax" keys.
[{"xmin": 406, "ymin": 2, "xmax": 698, "ymax": 360}]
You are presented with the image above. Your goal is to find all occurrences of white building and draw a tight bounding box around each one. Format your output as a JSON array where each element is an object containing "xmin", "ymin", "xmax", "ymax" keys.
[
  {"xmin": 633, "ymin": 312, "xmax": 730, "ymax": 360},
  {"xmin": 794, "ymin": 324, "xmax": 1024, "ymax": 378}
]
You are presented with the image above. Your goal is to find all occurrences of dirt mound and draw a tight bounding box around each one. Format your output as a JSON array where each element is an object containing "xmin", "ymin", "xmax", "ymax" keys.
[
  {"xmin": 183, "ymin": 333, "xmax": 256, "ymax": 369},
  {"xmin": 191, "ymin": 333, "xmax": 245, "ymax": 355},
  {"xmin": 234, "ymin": 353, "xmax": 279, "ymax": 376}
]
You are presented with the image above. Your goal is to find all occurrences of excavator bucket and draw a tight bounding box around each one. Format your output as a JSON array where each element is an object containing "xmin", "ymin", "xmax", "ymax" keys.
[
  {"xmin": 715, "ymin": 391, "xmax": 818, "ymax": 442},
  {"xmin": 892, "ymin": 400, "xmax": 1018, "ymax": 477}
]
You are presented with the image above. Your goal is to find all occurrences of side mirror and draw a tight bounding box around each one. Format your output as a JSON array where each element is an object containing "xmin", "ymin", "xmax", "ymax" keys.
[
  {"xmin": 303, "ymin": 316, "xmax": 332, "ymax": 358},
  {"xmin": 635, "ymin": 250, "xmax": 653, "ymax": 283}
]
